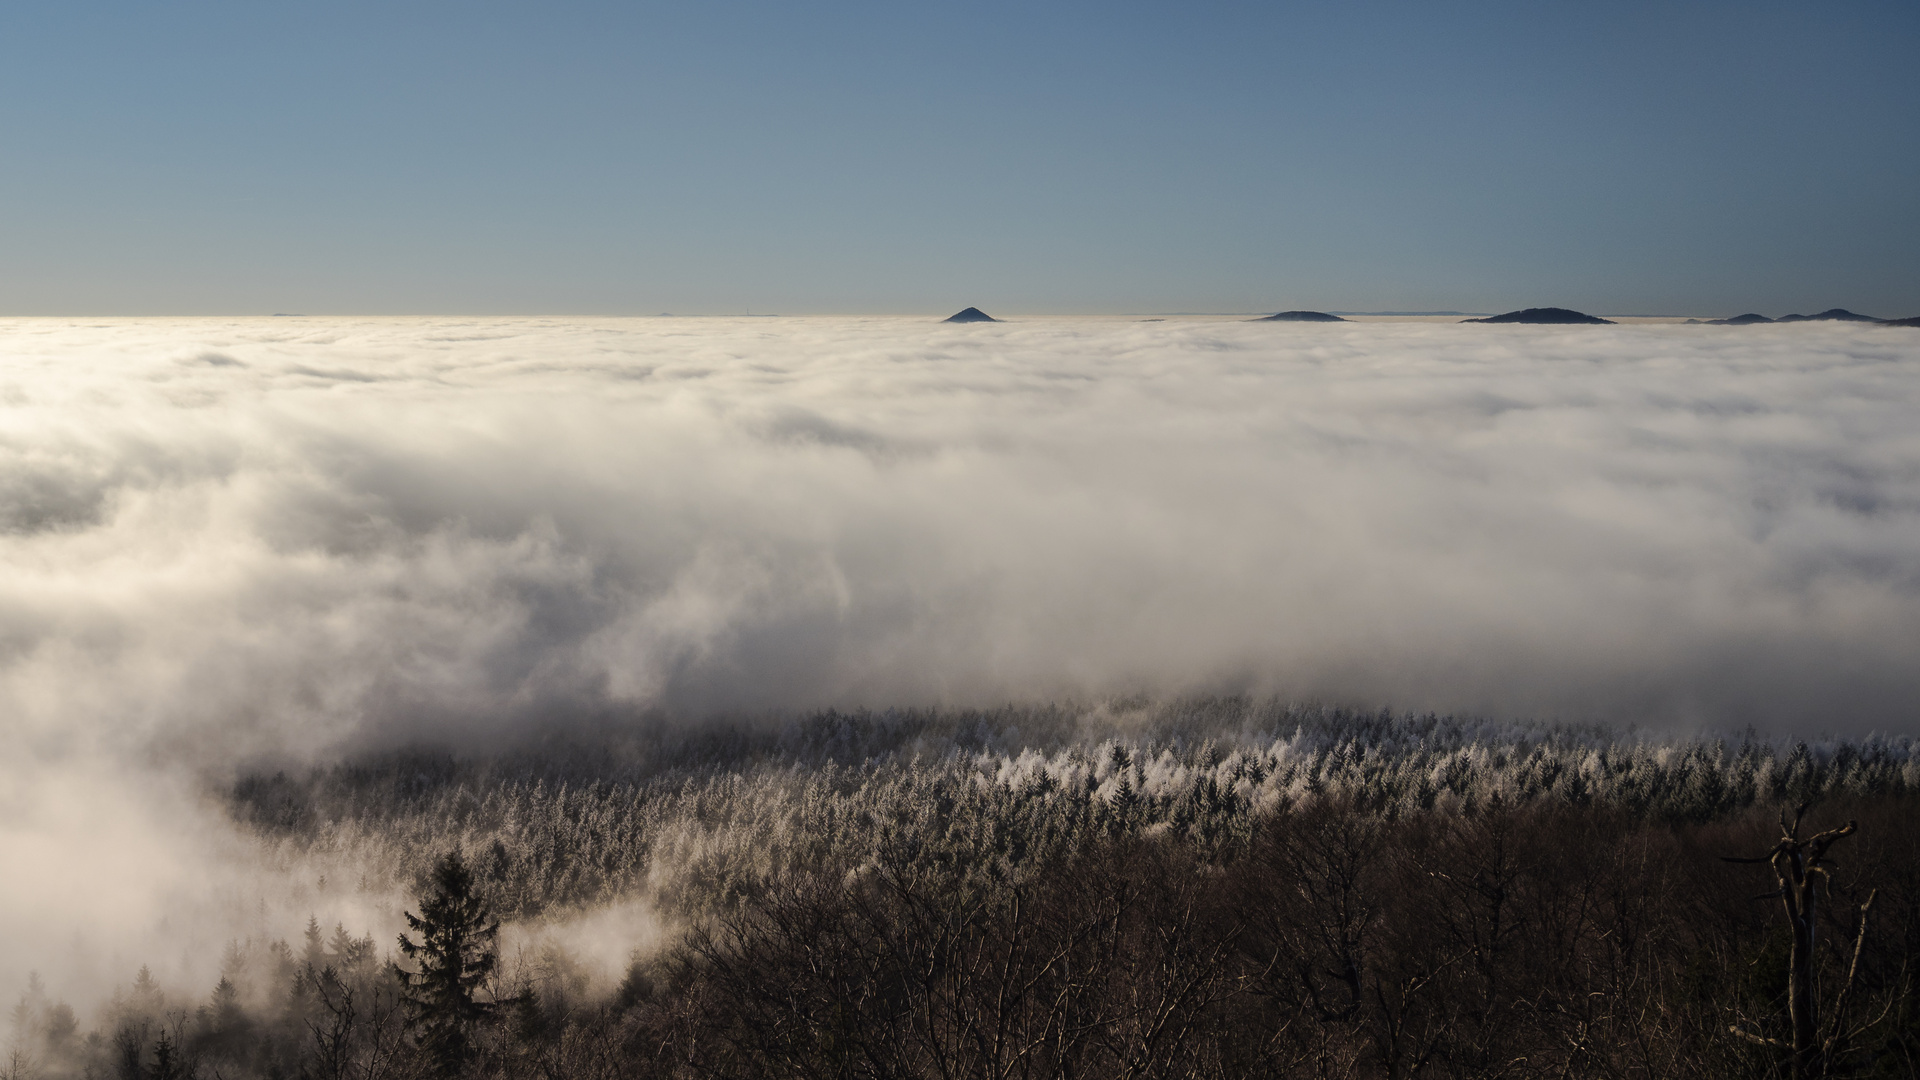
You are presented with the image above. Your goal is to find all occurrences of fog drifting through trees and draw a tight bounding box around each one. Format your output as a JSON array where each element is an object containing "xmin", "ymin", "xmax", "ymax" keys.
[
  {"xmin": 3, "ymin": 317, "xmax": 1919, "ymax": 1076},
  {"xmin": 13, "ymin": 705, "xmax": 1920, "ymax": 1078}
]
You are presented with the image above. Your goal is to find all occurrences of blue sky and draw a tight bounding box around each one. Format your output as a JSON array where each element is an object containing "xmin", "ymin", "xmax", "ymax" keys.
[{"xmin": 2, "ymin": 1, "xmax": 1915, "ymax": 316}]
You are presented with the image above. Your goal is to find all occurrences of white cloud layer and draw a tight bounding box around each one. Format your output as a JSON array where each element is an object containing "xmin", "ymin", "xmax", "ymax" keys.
[
  {"xmin": 2, "ymin": 314, "xmax": 1918, "ymax": 997},
  {"xmin": 4, "ymin": 316, "xmax": 1919, "ymax": 749}
]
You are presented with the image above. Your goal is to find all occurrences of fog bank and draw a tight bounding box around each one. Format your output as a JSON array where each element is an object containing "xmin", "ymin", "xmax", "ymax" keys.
[
  {"xmin": 5, "ymin": 316, "xmax": 1917, "ymax": 751},
  {"xmin": 3, "ymin": 314, "xmax": 1918, "ymax": 997}
]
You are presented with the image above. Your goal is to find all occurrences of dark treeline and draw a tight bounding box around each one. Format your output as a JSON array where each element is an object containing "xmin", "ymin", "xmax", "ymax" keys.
[
  {"xmin": 10, "ymin": 704, "xmax": 1920, "ymax": 1079},
  {"xmin": 671, "ymin": 798, "xmax": 1920, "ymax": 1080}
]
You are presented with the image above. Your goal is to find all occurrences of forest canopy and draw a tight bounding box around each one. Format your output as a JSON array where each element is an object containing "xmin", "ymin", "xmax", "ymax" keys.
[{"xmin": 8, "ymin": 702, "xmax": 1920, "ymax": 1079}]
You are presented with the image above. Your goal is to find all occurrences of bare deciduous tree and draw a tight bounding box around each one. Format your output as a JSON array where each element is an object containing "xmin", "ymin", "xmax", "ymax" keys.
[{"xmin": 1724, "ymin": 803, "xmax": 1865, "ymax": 1079}]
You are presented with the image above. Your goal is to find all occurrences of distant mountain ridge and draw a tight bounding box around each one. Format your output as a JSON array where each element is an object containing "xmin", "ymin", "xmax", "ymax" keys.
[
  {"xmin": 1778, "ymin": 308, "xmax": 1882, "ymax": 322},
  {"xmin": 1464, "ymin": 308, "xmax": 1613, "ymax": 325},
  {"xmin": 1255, "ymin": 310, "xmax": 1347, "ymax": 322},
  {"xmin": 928, "ymin": 306, "xmax": 1915, "ymax": 326},
  {"xmin": 1708, "ymin": 309, "xmax": 1897, "ymax": 325}
]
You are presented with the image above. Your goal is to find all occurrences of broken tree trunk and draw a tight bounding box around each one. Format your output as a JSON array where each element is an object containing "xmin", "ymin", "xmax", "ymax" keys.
[{"xmin": 1724, "ymin": 804, "xmax": 1858, "ymax": 1080}]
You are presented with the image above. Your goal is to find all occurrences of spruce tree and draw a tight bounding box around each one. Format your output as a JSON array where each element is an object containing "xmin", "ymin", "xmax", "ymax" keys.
[
  {"xmin": 149, "ymin": 1029, "xmax": 180, "ymax": 1080},
  {"xmin": 326, "ymin": 923, "xmax": 375, "ymax": 972},
  {"xmin": 394, "ymin": 851, "xmax": 499, "ymax": 1075},
  {"xmin": 303, "ymin": 915, "xmax": 326, "ymax": 970}
]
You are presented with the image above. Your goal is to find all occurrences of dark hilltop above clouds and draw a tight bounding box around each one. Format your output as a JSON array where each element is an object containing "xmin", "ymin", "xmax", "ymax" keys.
[
  {"xmin": 1778, "ymin": 308, "xmax": 1882, "ymax": 323},
  {"xmin": 1464, "ymin": 308, "xmax": 1614, "ymax": 325},
  {"xmin": 928, "ymin": 305, "xmax": 1916, "ymax": 326},
  {"xmin": 1704, "ymin": 308, "xmax": 1916, "ymax": 325},
  {"xmin": 1256, "ymin": 310, "xmax": 1348, "ymax": 322}
]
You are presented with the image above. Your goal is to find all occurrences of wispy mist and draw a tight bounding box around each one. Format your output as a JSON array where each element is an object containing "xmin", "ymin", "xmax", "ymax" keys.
[
  {"xmin": 3, "ymin": 315, "xmax": 1917, "ymax": 998},
  {"xmin": 7, "ymin": 317, "xmax": 1917, "ymax": 746}
]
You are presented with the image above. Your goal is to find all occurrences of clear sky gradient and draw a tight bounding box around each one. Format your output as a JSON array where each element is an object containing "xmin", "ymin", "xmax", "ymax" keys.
[{"xmin": 2, "ymin": 1, "xmax": 1915, "ymax": 316}]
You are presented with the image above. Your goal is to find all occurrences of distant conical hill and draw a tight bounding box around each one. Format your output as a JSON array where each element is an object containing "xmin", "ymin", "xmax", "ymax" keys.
[
  {"xmin": 944, "ymin": 307, "xmax": 997, "ymax": 323},
  {"xmin": 1255, "ymin": 310, "xmax": 1346, "ymax": 322},
  {"xmin": 1463, "ymin": 308, "xmax": 1613, "ymax": 325},
  {"xmin": 1707, "ymin": 313, "xmax": 1774, "ymax": 325},
  {"xmin": 1775, "ymin": 309, "xmax": 1882, "ymax": 323}
]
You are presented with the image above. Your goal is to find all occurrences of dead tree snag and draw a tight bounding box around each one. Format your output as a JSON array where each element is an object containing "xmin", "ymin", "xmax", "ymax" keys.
[{"xmin": 1723, "ymin": 803, "xmax": 1860, "ymax": 1079}]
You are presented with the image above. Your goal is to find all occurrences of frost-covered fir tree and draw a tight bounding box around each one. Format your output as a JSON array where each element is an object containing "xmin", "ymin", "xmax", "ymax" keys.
[{"xmin": 395, "ymin": 851, "xmax": 499, "ymax": 1075}]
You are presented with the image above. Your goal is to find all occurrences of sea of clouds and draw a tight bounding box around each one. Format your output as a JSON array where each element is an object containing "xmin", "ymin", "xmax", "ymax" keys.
[{"xmin": 3, "ymin": 314, "xmax": 1919, "ymax": 998}]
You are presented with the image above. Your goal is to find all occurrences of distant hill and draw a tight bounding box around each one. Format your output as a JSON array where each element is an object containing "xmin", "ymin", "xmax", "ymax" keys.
[
  {"xmin": 944, "ymin": 307, "xmax": 997, "ymax": 323},
  {"xmin": 1463, "ymin": 308, "xmax": 1613, "ymax": 325},
  {"xmin": 1885, "ymin": 317, "xmax": 1920, "ymax": 328},
  {"xmin": 1707, "ymin": 313, "xmax": 1774, "ymax": 325},
  {"xmin": 1775, "ymin": 309, "xmax": 1882, "ymax": 323},
  {"xmin": 1255, "ymin": 310, "xmax": 1347, "ymax": 322}
]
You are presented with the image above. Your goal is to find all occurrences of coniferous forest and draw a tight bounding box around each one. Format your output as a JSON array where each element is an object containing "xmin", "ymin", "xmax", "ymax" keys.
[{"xmin": 10, "ymin": 701, "xmax": 1920, "ymax": 1080}]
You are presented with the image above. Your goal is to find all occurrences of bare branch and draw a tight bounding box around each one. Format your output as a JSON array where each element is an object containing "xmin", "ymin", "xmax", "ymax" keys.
[
  {"xmin": 1730, "ymin": 1024, "xmax": 1787, "ymax": 1050},
  {"xmin": 1821, "ymin": 890, "xmax": 1877, "ymax": 1063}
]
